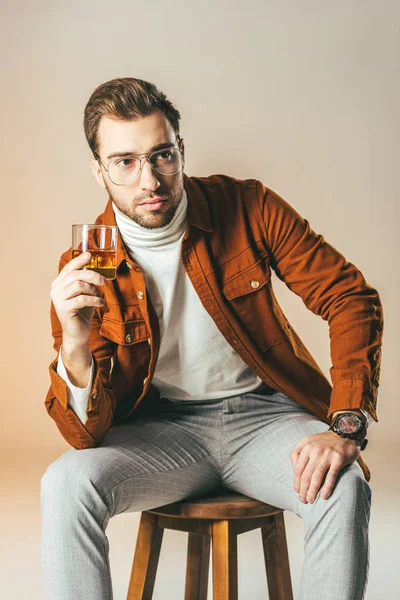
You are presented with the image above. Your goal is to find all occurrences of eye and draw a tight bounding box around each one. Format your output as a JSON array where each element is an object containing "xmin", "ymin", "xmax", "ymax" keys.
[
  {"xmin": 115, "ymin": 157, "xmax": 136, "ymax": 169},
  {"xmin": 153, "ymin": 150, "xmax": 172, "ymax": 161}
]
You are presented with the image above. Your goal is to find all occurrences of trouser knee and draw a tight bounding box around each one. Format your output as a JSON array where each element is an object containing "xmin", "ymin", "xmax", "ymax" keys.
[
  {"xmin": 330, "ymin": 463, "xmax": 371, "ymax": 513},
  {"xmin": 302, "ymin": 463, "xmax": 372, "ymax": 529},
  {"xmin": 40, "ymin": 449, "xmax": 111, "ymax": 519}
]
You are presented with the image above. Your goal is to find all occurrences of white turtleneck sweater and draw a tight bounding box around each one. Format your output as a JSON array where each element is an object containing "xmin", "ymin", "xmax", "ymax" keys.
[
  {"xmin": 57, "ymin": 189, "xmax": 372, "ymax": 428},
  {"xmin": 57, "ymin": 189, "xmax": 264, "ymax": 425}
]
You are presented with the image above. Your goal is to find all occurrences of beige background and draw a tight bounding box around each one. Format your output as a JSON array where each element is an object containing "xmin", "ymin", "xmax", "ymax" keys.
[{"xmin": 1, "ymin": 1, "xmax": 399, "ymax": 598}]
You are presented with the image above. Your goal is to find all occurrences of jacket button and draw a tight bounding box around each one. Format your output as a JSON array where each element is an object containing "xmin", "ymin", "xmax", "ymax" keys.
[
  {"xmin": 137, "ymin": 291, "xmax": 144, "ymax": 300},
  {"xmin": 126, "ymin": 261, "xmax": 133, "ymax": 269},
  {"xmin": 125, "ymin": 333, "xmax": 132, "ymax": 343},
  {"xmin": 251, "ymin": 280, "xmax": 260, "ymax": 289},
  {"xmin": 91, "ymin": 391, "xmax": 97, "ymax": 399}
]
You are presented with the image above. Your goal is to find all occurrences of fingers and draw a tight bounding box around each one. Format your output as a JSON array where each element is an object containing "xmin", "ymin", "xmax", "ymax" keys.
[
  {"xmin": 299, "ymin": 461, "xmax": 330, "ymax": 504},
  {"xmin": 63, "ymin": 265, "xmax": 106, "ymax": 289},
  {"xmin": 293, "ymin": 452, "xmax": 310, "ymax": 496},
  {"xmin": 64, "ymin": 280, "xmax": 105, "ymax": 307},
  {"xmin": 294, "ymin": 454, "xmax": 330, "ymax": 504},
  {"xmin": 53, "ymin": 251, "xmax": 93, "ymax": 286},
  {"xmin": 64, "ymin": 279, "xmax": 104, "ymax": 300},
  {"xmin": 50, "ymin": 254, "xmax": 108, "ymax": 320},
  {"xmin": 290, "ymin": 435, "xmax": 310, "ymax": 486},
  {"xmin": 53, "ymin": 258, "xmax": 106, "ymax": 291},
  {"xmin": 290, "ymin": 432, "xmax": 353, "ymax": 504},
  {"xmin": 320, "ymin": 466, "xmax": 341, "ymax": 500},
  {"xmin": 67, "ymin": 293, "xmax": 106, "ymax": 310},
  {"xmin": 290, "ymin": 437, "xmax": 308, "ymax": 468},
  {"xmin": 51, "ymin": 260, "xmax": 106, "ymax": 302}
]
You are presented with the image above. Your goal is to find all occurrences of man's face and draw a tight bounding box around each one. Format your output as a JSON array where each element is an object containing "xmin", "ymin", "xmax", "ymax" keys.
[{"xmin": 90, "ymin": 111, "xmax": 185, "ymax": 229}]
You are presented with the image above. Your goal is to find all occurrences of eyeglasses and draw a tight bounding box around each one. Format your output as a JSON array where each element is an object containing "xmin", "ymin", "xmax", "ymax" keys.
[{"xmin": 95, "ymin": 140, "xmax": 184, "ymax": 186}]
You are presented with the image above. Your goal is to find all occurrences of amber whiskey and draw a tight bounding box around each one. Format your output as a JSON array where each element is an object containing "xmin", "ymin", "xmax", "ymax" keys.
[{"xmin": 73, "ymin": 249, "xmax": 116, "ymax": 280}]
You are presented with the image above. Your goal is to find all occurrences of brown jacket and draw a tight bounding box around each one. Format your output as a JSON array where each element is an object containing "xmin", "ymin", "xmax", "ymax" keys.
[{"xmin": 46, "ymin": 174, "xmax": 383, "ymax": 480}]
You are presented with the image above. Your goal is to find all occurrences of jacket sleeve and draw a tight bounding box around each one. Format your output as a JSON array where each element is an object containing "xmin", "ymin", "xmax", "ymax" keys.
[
  {"xmin": 257, "ymin": 181, "xmax": 383, "ymax": 421},
  {"xmin": 44, "ymin": 252, "xmax": 117, "ymax": 449}
]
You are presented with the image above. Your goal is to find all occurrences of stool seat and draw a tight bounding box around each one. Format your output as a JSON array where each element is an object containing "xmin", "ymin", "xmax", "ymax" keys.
[
  {"xmin": 149, "ymin": 489, "xmax": 283, "ymax": 520},
  {"xmin": 127, "ymin": 488, "xmax": 293, "ymax": 600}
]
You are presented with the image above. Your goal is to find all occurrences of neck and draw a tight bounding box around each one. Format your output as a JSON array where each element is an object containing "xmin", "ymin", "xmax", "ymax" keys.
[{"xmin": 112, "ymin": 189, "xmax": 188, "ymax": 250}]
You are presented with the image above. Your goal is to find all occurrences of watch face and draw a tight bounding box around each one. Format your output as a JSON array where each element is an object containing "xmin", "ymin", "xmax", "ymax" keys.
[{"xmin": 337, "ymin": 414, "xmax": 361, "ymax": 434}]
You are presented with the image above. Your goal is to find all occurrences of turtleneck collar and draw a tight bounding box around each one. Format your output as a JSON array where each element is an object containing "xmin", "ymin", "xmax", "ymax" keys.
[{"xmin": 112, "ymin": 188, "xmax": 188, "ymax": 249}]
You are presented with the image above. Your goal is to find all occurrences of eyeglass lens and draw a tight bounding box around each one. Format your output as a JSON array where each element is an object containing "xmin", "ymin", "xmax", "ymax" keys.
[{"xmin": 108, "ymin": 147, "xmax": 182, "ymax": 185}]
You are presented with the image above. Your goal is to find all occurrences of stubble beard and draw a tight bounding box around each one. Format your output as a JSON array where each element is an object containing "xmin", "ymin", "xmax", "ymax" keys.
[{"xmin": 105, "ymin": 179, "xmax": 185, "ymax": 229}]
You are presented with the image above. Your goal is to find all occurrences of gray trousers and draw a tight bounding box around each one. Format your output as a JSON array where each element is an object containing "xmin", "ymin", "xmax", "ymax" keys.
[{"xmin": 40, "ymin": 383, "xmax": 371, "ymax": 599}]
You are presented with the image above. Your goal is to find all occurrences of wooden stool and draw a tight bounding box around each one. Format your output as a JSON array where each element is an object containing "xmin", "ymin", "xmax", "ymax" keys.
[{"xmin": 126, "ymin": 488, "xmax": 293, "ymax": 600}]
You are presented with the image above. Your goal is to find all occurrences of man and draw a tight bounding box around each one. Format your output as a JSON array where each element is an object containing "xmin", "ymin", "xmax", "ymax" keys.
[{"xmin": 41, "ymin": 77, "xmax": 383, "ymax": 600}]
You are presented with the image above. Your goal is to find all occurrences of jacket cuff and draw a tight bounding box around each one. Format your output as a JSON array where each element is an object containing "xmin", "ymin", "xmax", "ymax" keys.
[
  {"xmin": 47, "ymin": 356, "xmax": 112, "ymax": 448},
  {"xmin": 328, "ymin": 378, "xmax": 378, "ymax": 422},
  {"xmin": 49, "ymin": 357, "xmax": 69, "ymax": 409}
]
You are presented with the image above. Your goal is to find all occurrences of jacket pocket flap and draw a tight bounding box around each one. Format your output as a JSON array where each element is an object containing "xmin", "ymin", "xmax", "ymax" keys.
[
  {"xmin": 222, "ymin": 260, "xmax": 272, "ymax": 300},
  {"xmin": 100, "ymin": 317, "xmax": 148, "ymax": 345}
]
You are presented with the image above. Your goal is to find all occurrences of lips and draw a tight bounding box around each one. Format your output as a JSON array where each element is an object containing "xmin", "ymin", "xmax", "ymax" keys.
[
  {"xmin": 138, "ymin": 197, "xmax": 168, "ymax": 211},
  {"xmin": 139, "ymin": 197, "xmax": 167, "ymax": 205}
]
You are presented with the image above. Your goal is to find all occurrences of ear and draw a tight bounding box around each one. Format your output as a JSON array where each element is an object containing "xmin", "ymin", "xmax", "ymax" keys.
[
  {"xmin": 89, "ymin": 157, "xmax": 106, "ymax": 189},
  {"xmin": 179, "ymin": 137, "xmax": 185, "ymax": 166}
]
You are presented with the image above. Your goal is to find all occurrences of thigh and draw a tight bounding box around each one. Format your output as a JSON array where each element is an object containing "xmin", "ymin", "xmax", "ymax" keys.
[
  {"xmin": 221, "ymin": 388, "xmax": 331, "ymax": 513},
  {"xmin": 41, "ymin": 411, "xmax": 221, "ymax": 519}
]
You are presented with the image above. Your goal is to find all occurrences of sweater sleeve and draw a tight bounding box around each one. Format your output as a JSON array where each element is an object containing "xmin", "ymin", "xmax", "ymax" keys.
[{"xmin": 56, "ymin": 348, "xmax": 94, "ymax": 425}]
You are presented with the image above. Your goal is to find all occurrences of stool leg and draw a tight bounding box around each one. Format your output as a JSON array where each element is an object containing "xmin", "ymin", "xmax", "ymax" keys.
[
  {"xmin": 184, "ymin": 533, "xmax": 211, "ymax": 600},
  {"xmin": 261, "ymin": 512, "xmax": 293, "ymax": 600},
  {"xmin": 212, "ymin": 520, "xmax": 238, "ymax": 600},
  {"xmin": 126, "ymin": 512, "xmax": 164, "ymax": 600}
]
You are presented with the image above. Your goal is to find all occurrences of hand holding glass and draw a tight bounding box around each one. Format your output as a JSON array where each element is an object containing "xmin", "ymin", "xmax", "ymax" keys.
[{"xmin": 72, "ymin": 225, "xmax": 118, "ymax": 280}]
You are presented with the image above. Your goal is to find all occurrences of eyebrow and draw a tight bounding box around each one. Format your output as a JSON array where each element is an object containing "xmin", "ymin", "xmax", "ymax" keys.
[{"xmin": 106, "ymin": 142, "xmax": 176, "ymax": 160}]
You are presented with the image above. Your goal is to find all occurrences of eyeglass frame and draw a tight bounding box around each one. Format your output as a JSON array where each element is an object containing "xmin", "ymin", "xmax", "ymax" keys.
[{"xmin": 94, "ymin": 135, "xmax": 184, "ymax": 186}]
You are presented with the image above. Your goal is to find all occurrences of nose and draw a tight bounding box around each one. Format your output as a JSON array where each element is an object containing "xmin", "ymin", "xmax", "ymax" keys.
[{"xmin": 138, "ymin": 157, "xmax": 161, "ymax": 192}]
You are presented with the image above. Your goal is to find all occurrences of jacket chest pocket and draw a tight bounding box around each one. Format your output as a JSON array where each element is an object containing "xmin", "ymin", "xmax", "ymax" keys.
[
  {"xmin": 222, "ymin": 259, "xmax": 285, "ymax": 352},
  {"xmin": 100, "ymin": 316, "xmax": 149, "ymax": 346}
]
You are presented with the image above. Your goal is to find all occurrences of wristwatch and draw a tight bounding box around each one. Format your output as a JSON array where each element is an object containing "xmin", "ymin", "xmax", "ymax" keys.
[{"xmin": 329, "ymin": 412, "xmax": 368, "ymax": 450}]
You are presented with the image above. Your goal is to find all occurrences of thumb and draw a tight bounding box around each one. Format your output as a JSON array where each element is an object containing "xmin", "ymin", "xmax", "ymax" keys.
[
  {"xmin": 290, "ymin": 447, "xmax": 301, "ymax": 468},
  {"xmin": 290, "ymin": 438, "xmax": 307, "ymax": 468}
]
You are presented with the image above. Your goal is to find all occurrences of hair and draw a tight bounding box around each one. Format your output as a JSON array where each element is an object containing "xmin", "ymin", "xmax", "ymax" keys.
[{"xmin": 83, "ymin": 77, "xmax": 182, "ymax": 156}]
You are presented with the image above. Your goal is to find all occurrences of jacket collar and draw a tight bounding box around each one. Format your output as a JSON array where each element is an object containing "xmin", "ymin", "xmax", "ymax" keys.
[
  {"xmin": 99, "ymin": 173, "xmax": 213, "ymax": 269},
  {"xmin": 183, "ymin": 173, "xmax": 213, "ymax": 234}
]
